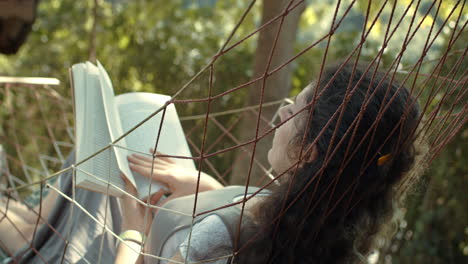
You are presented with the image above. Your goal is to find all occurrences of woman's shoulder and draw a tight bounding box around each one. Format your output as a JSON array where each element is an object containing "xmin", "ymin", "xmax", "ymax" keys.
[{"xmin": 179, "ymin": 214, "xmax": 232, "ymax": 264}]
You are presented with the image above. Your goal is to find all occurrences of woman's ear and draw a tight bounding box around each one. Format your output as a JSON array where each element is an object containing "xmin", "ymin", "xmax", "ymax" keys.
[
  {"xmin": 295, "ymin": 144, "xmax": 318, "ymax": 165},
  {"xmin": 305, "ymin": 144, "xmax": 318, "ymax": 163}
]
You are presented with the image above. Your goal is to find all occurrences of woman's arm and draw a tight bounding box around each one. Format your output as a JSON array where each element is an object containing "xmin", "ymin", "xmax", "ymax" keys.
[
  {"xmin": 115, "ymin": 175, "xmax": 166, "ymax": 264},
  {"xmin": 1, "ymin": 180, "xmax": 59, "ymax": 225},
  {"xmin": 115, "ymin": 150, "xmax": 225, "ymax": 264},
  {"xmin": 0, "ymin": 200, "xmax": 35, "ymax": 254},
  {"xmin": 0, "ymin": 180, "xmax": 60, "ymax": 254},
  {"xmin": 127, "ymin": 151, "xmax": 224, "ymax": 200},
  {"xmin": 115, "ymin": 240, "xmax": 143, "ymax": 264},
  {"xmin": 114, "ymin": 241, "xmax": 185, "ymax": 264}
]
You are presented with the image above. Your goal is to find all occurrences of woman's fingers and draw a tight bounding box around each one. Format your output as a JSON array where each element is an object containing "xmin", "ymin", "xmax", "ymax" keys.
[
  {"xmin": 130, "ymin": 153, "xmax": 156, "ymax": 164},
  {"xmin": 128, "ymin": 154, "xmax": 160, "ymax": 166},
  {"xmin": 127, "ymin": 154, "xmax": 150, "ymax": 165},
  {"xmin": 149, "ymin": 189, "xmax": 166, "ymax": 206},
  {"xmin": 128, "ymin": 156, "xmax": 167, "ymax": 170},
  {"xmin": 128, "ymin": 163, "xmax": 173, "ymax": 186},
  {"xmin": 128, "ymin": 153, "xmax": 173, "ymax": 168},
  {"xmin": 128, "ymin": 161, "xmax": 167, "ymax": 175},
  {"xmin": 128, "ymin": 163, "xmax": 152, "ymax": 178},
  {"xmin": 150, "ymin": 149, "xmax": 175, "ymax": 164},
  {"xmin": 128, "ymin": 149, "xmax": 175, "ymax": 165},
  {"xmin": 121, "ymin": 174, "xmax": 137, "ymax": 195}
]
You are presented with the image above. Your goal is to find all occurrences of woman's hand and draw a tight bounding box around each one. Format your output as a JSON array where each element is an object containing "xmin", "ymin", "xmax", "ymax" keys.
[
  {"xmin": 120, "ymin": 175, "xmax": 165, "ymax": 234},
  {"xmin": 127, "ymin": 150, "xmax": 224, "ymax": 202}
]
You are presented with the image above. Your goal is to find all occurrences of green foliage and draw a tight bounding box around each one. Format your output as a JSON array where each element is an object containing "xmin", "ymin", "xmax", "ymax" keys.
[
  {"xmin": 0, "ymin": 0, "xmax": 466, "ymax": 262},
  {"xmin": 381, "ymin": 24, "xmax": 467, "ymax": 263}
]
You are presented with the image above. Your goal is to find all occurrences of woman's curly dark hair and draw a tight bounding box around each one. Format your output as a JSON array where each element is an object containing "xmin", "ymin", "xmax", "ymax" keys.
[{"xmin": 236, "ymin": 62, "xmax": 420, "ymax": 264}]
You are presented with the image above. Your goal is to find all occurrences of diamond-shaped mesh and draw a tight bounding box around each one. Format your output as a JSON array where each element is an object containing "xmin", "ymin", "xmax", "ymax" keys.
[{"xmin": 0, "ymin": 0, "xmax": 466, "ymax": 263}]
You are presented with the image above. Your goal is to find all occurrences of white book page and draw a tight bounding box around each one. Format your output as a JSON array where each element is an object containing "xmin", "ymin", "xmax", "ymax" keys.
[
  {"xmin": 115, "ymin": 93, "xmax": 195, "ymax": 199},
  {"xmin": 72, "ymin": 62, "xmax": 125, "ymax": 195},
  {"xmin": 96, "ymin": 62, "xmax": 136, "ymax": 188}
]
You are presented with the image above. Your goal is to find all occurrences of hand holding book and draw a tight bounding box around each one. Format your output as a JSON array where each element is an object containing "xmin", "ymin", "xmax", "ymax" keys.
[
  {"xmin": 71, "ymin": 61, "xmax": 195, "ymax": 199},
  {"xmin": 127, "ymin": 150, "xmax": 224, "ymax": 204},
  {"xmin": 119, "ymin": 174, "xmax": 165, "ymax": 233}
]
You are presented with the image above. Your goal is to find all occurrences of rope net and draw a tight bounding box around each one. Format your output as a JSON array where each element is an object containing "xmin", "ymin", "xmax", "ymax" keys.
[{"xmin": 0, "ymin": 0, "xmax": 466, "ymax": 263}]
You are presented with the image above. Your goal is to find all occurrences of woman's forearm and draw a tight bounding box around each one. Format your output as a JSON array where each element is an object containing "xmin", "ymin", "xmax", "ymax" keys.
[
  {"xmin": 0, "ymin": 205, "xmax": 35, "ymax": 254},
  {"xmin": 115, "ymin": 241, "xmax": 142, "ymax": 264}
]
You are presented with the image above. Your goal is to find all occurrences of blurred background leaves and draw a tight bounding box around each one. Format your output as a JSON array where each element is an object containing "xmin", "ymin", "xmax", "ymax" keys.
[{"xmin": 0, "ymin": 0, "xmax": 466, "ymax": 263}]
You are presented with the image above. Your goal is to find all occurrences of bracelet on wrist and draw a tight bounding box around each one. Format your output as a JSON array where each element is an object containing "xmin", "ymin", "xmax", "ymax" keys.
[{"xmin": 116, "ymin": 230, "xmax": 146, "ymax": 248}]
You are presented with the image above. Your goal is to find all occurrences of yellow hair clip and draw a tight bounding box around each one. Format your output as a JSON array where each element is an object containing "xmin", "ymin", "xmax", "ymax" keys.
[{"xmin": 378, "ymin": 153, "xmax": 392, "ymax": 166}]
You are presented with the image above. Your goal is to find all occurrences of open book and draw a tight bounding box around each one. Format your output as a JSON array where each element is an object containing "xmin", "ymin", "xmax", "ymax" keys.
[{"xmin": 70, "ymin": 61, "xmax": 195, "ymax": 198}]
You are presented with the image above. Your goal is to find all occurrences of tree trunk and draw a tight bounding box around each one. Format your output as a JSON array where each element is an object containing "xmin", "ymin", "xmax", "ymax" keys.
[{"xmin": 229, "ymin": 0, "xmax": 306, "ymax": 186}]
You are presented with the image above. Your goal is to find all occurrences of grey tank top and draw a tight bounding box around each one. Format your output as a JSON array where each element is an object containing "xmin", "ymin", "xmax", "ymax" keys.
[{"xmin": 145, "ymin": 186, "xmax": 268, "ymax": 264}]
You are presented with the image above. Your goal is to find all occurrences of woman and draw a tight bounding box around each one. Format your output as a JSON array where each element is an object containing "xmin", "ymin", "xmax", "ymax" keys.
[{"xmin": 115, "ymin": 62, "xmax": 420, "ymax": 264}]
